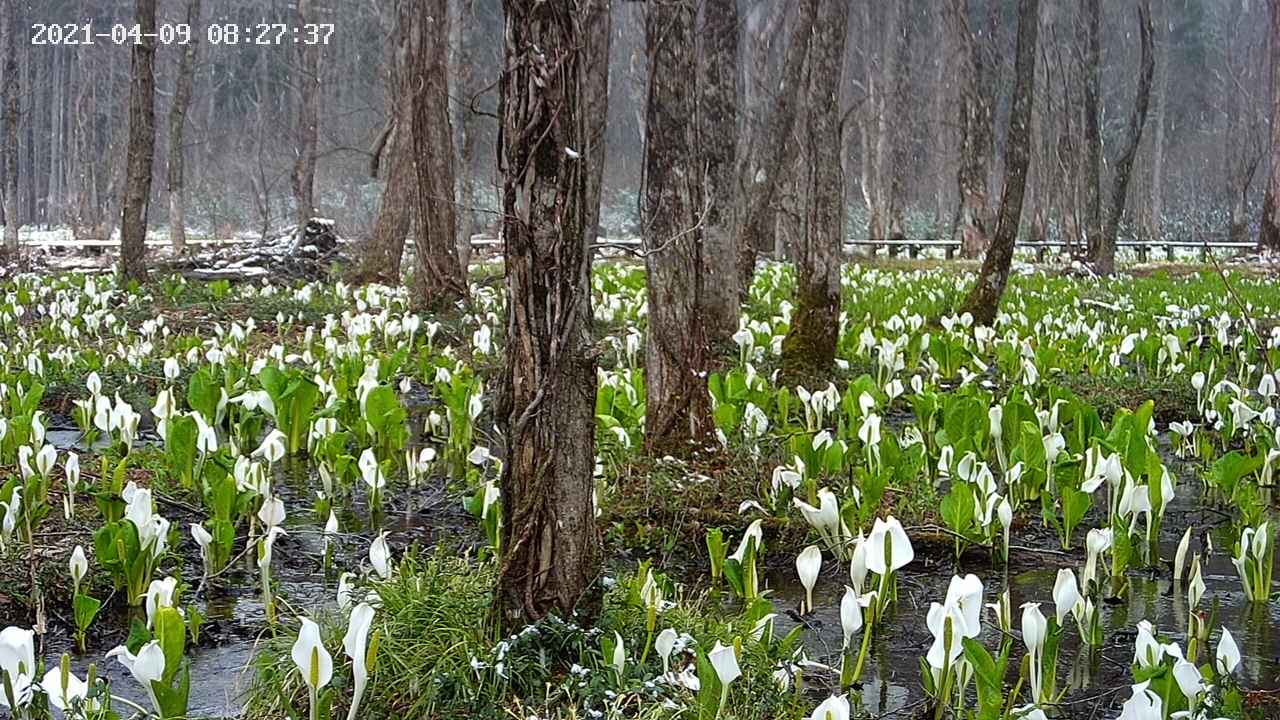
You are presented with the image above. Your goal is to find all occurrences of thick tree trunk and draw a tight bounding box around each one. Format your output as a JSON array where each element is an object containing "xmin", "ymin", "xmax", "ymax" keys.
[
  {"xmin": 960, "ymin": 0, "xmax": 1039, "ymax": 326},
  {"xmin": 452, "ymin": 0, "xmax": 480, "ymax": 273},
  {"xmin": 737, "ymin": 0, "xmax": 818, "ymax": 294},
  {"xmin": 1097, "ymin": 0, "xmax": 1154, "ymax": 275},
  {"xmin": 782, "ymin": 0, "xmax": 848, "ymax": 377},
  {"xmin": 1082, "ymin": 0, "xmax": 1103, "ymax": 257},
  {"xmin": 644, "ymin": 0, "xmax": 711, "ymax": 452},
  {"xmin": 495, "ymin": 0, "xmax": 601, "ymax": 626},
  {"xmin": 1260, "ymin": 0, "xmax": 1280, "ymax": 251},
  {"xmin": 119, "ymin": 0, "xmax": 158, "ymax": 282},
  {"xmin": 362, "ymin": 0, "xmax": 417, "ymax": 285},
  {"xmin": 292, "ymin": 0, "xmax": 321, "ymax": 229},
  {"xmin": 949, "ymin": 0, "xmax": 994, "ymax": 258},
  {"xmin": 698, "ymin": 0, "xmax": 740, "ymax": 347},
  {"xmin": 1, "ymin": 0, "xmax": 19, "ymax": 255},
  {"xmin": 411, "ymin": 0, "xmax": 468, "ymax": 306},
  {"xmin": 167, "ymin": 0, "xmax": 201, "ymax": 254}
]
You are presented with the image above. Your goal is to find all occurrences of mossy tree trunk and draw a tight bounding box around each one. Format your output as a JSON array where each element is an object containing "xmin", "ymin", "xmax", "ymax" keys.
[
  {"xmin": 119, "ymin": 0, "xmax": 157, "ymax": 282},
  {"xmin": 495, "ymin": 0, "xmax": 602, "ymax": 627},
  {"xmin": 960, "ymin": 0, "xmax": 1039, "ymax": 326},
  {"xmin": 644, "ymin": 0, "xmax": 711, "ymax": 452},
  {"xmin": 782, "ymin": 0, "xmax": 848, "ymax": 377}
]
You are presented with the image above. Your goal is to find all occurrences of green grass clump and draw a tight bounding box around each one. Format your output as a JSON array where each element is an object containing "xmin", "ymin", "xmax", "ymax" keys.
[{"xmin": 245, "ymin": 549, "xmax": 816, "ymax": 720}]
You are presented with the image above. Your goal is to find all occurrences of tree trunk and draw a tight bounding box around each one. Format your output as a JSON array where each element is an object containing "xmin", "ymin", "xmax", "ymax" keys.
[
  {"xmin": 737, "ymin": 0, "xmax": 819, "ymax": 294},
  {"xmin": 1, "ymin": 0, "xmax": 19, "ymax": 255},
  {"xmin": 411, "ymin": 0, "xmax": 468, "ymax": 306},
  {"xmin": 1260, "ymin": 0, "xmax": 1280, "ymax": 251},
  {"xmin": 495, "ymin": 0, "xmax": 601, "ymax": 627},
  {"xmin": 452, "ymin": 0, "xmax": 480, "ymax": 273},
  {"xmin": 119, "ymin": 0, "xmax": 158, "ymax": 282},
  {"xmin": 782, "ymin": 0, "xmax": 848, "ymax": 377},
  {"xmin": 698, "ymin": 0, "xmax": 740, "ymax": 347},
  {"xmin": 1147, "ymin": 0, "xmax": 1168, "ymax": 242},
  {"xmin": 1082, "ymin": 0, "xmax": 1103, "ymax": 257},
  {"xmin": 582, "ymin": 0, "xmax": 612, "ymax": 262},
  {"xmin": 362, "ymin": 0, "xmax": 417, "ymax": 285},
  {"xmin": 1097, "ymin": 0, "xmax": 1154, "ymax": 275},
  {"xmin": 364, "ymin": 126, "xmax": 415, "ymax": 284},
  {"xmin": 167, "ymin": 0, "xmax": 201, "ymax": 254},
  {"xmin": 949, "ymin": 0, "xmax": 994, "ymax": 258},
  {"xmin": 292, "ymin": 0, "xmax": 321, "ymax": 229},
  {"xmin": 960, "ymin": 0, "xmax": 1039, "ymax": 326},
  {"xmin": 644, "ymin": 0, "xmax": 711, "ymax": 452}
]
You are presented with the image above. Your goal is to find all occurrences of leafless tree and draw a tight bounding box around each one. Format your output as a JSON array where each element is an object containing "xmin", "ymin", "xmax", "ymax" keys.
[
  {"xmin": 292, "ymin": 0, "xmax": 322, "ymax": 229},
  {"xmin": 643, "ymin": 0, "xmax": 710, "ymax": 451},
  {"xmin": 1, "ymin": 0, "xmax": 19, "ymax": 254},
  {"xmin": 120, "ymin": 0, "xmax": 159, "ymax": 281},
  {"xmin": 410, "ymin": 0, "xmax": 468, "ymax": 306},
  {"xmin": 961, "ymin": 0, "xmax": 1039, "ymax": 325},
  {"xmin": 696, "ymin": 0, "xmax": 739, "ymax": 346},
  {"xmin": 167, "ymin": 0, "xmax": 202, "ymax": 254},
  {"xmin": 1259, "ymin": 0, "xmax": 1280, "ymax": 251}
]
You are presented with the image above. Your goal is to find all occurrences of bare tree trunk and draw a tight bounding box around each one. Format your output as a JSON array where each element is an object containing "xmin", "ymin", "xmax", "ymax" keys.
[
  {"xmin": 411, "ymin": 0, "xmax": 468, "ymax": 306},
  {"xmin": 949, "ymin": 0, "xmax": 994, "ymax": 257},
  {"xmin": 1147, "ymin": 0, "xmax": 1168, "ymax": 242},
  {"xmin": 1083, "ymin": 0, "xmax": 1103, "ymax": 257},
  {"xmin": 362, "ymin": 0, "xmax": 416, "ymax": 284},
  {"xmin": 1260, "ymin": 0, "xmax": 1280, "ymax": 251},
  {"xmin": 365, "ymin": 127, "xmax": 414, "ymax": 283},
  {"xmin": 1096, "ymin": 0, "xmax": 1154, "ymax": 275},
  {"xmin": 452, "ymin": 0, "xmax": 480, "ymax": 273},
  {"xmin": 698, "ymin": 0, "xmax": 740, "ymax": 347},
  {"xmin": 582, "ymin": 0, "xmax": 611, "ymax": 262},
  {"xmin": 495, "ymin": 0, "xmax": 601, "ymax": 627},
  {"xmin": 167, "ymin": 0, "xmax": 201, "ymax": 254},
  {"xmin": 1, "ymin": 0, "xmax": 19, "ymax": 255},
  {"xmin": 960, "ymin": 0, "xmax": 1039, "ymax": 326},
  {"xmin": 782, "ymin": 0, "xmax": 848, "ymax": 377},
  {"xmin": 119, "ymin": 0, "xmax": 158, "ymax": 282},
  {"xmin": 644, "ymin": 0, "xmax": 710, "ymax": 452},
  {"xmin": 737, "ymin": 0, "xmax": 818, "ymax": 294},
  {"xmin": 292, "ymin": 0, "xmax": 321, "ymax": 229}
]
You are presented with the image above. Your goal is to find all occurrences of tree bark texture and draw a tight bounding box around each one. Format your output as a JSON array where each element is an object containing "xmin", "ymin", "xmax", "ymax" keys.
[
  {"xmin": 949, "ymin": 0, "xmax": 994, "ymax": 258},
  {"xmin": 362, "ymin": 0, "xmax": 416, "ymax": 284},
  {"xmin": 1096, "ymin": 0, "xmax": 1154, "ymax": 275},
  {"xmin": 1082, "ymin": 0, "xmax": 1102, "ymax": 256},
  {"xmin": 495, "ymin": 0, "xmax": 601, "ymax": 627},
  {"xmin": 582, "ymin": 0, "xmax": 612, "ymax": 263},
  {"xmin": 960, "ymin": 0, "xmax": 1039, "ymax": 326},
  {"xmin": 411, "ymin": 0, "xmax": 468, "ymax": 306},
  {"xmin": 119, "ymin": 0, "xmax": 158, "ymax": 282},
  {"xmin": 782, "ymin": 0, "xmax": 847, "ymax": 376},
  {"xmin": 1260, "ymin": 0, "xmax": 1280, "ymax": 251},
  {"xmin": 644, "ymin": 0, "xmax": 711, "ymax": 452},
  {"xmin": 167, "ymin": 0, "xmax": 201, "ymax": 254},
  {"xmin": 737, "ymin": 0, "xmax": 818, "ymax": 294},
  {"xmin": 1, "ymin": 0, "xmax": 19, "ymax": 254},
  {"xmin": 698, "ymin": 0, "xmax": 741, "ymax": 347},
  {"xmin": 292, "ymin": 0, "xmax": 321, "ymax": 229}
]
